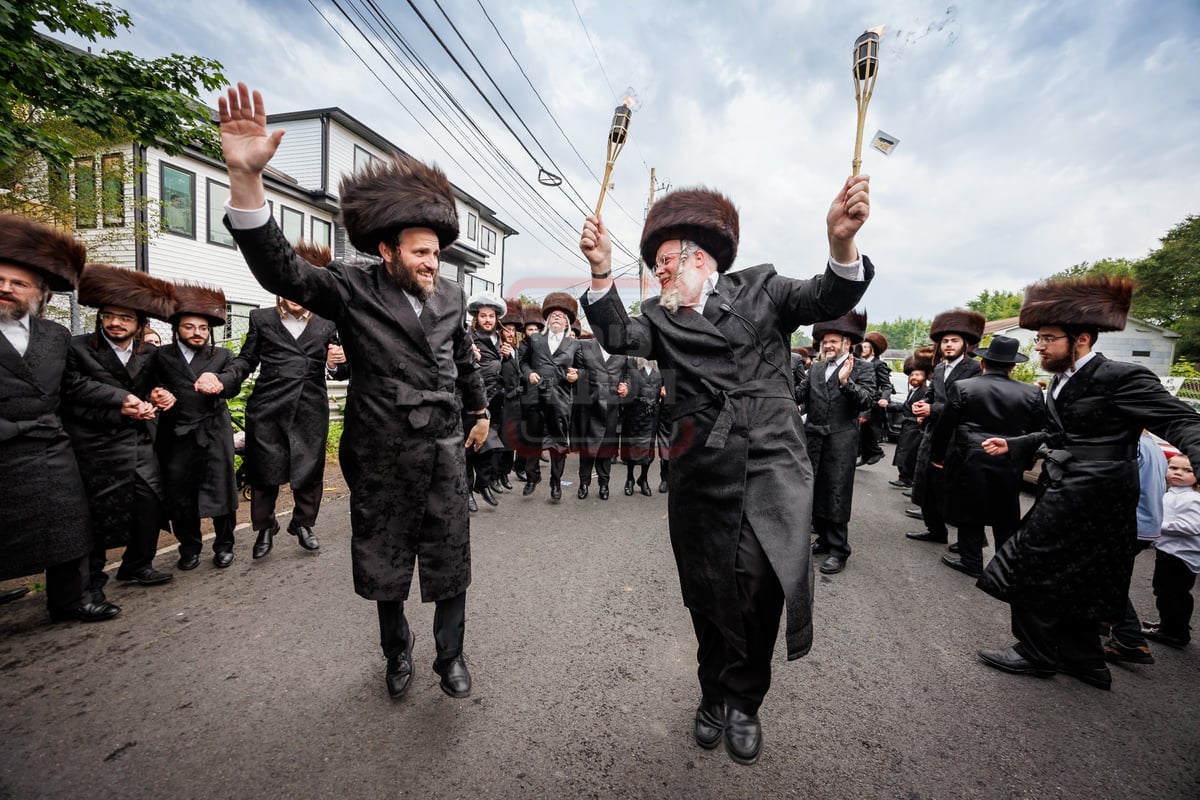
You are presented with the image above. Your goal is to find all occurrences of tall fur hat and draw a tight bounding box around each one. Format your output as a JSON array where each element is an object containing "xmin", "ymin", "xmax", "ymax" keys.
[
  {"xmin": 640, "ymin": 188, "xmax": 740, "ymax": 273},
  {"xmin": 904, "ymin": 345, "xmax": 935, "ymax": 375},
  {"xmin": 864, "ymin": 331, "xmax": 889, "ymax": 354},
  {"xmin": 500, "ymin": 298, "xmax": 523, "ymax": 327},
  {"xmin": 172, "ymin": 283, "xmax": 227, "ymax": 327},
  {"xmin": 812, "ymin": 310, "xmax": 867, "ymax": 345},
  {"xmin": 0, "ymin": 213, "xmax": 87, "ymax": 292},
  {"xmin": 77, "ymin": 264, "xmax": 176, "ymax": 321},
  {"xmin": 467, "ymin": 291, "xmax": 506, "ymax": 315},
  {"xmin": 293, "ymin": 239, "xmax": 333, "ymax": 268},
  {"xmin": 338, "ymin": 154, "xmax": 459, "ymax": 254},
  {"xmin": 1019, "ymin": 276, "xmax": 1133, "ymax": 332},
  {"xmin": 522, "ymin": 303, "xmax": 545, "ymax": 329},
  {"xmin": 541, "ymin": 291, "xmax": 578, "ymax": 324},
  {"xmin": 930, "ymin": 309, "xmax": 986, "ymax": 344}
]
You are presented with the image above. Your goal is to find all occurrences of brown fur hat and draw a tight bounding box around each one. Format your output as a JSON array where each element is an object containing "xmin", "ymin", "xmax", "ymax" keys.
[
  {"xmin": 904, "ymin": 345, "xmax": 935, "ymax": 375},
  {"xmin": 172, "ymin": 283, "xmax": 227, "ymax": 327},
  {"xmin": 339, "ymin": 154, "xmax": 459, "ymax": 254},
  {"xmin": 541, "ymin": 291, "xmax": 578, "ymax": 324},
  {"xmin": 293, "ymin": 239, "xmax": 333, "ymax": 268},
  {"xmin": 501, "ymin": 298, "xmax": 523, "ymax": 327},
  {"xmin": 812, "ymin": 310, "xmax": 867, "ymax": 345},
  {"xmin": 522, "ymin": 303, "xmax": 545, "ymax": 330},
  {"xmin": 930, "ymin": 309, "xmax": 986, "ymax": 344},
  {"xmin": 864, "ymin": 331, "xmax": 889, "ymax": 354},
  {"xmin": 0, "ymin": 213, "xmax": 87, "ymax": 292},
  {"xmin": 640, "ymin": 188, "xmax": 739, "ymax": 272},
  {"xmin": 78, "ymin": 264, "xmax": 176, "ymax": 321},
  {"xmin": 1019, "ymin": 276, "xmax": 1133, "ymax": 332}
]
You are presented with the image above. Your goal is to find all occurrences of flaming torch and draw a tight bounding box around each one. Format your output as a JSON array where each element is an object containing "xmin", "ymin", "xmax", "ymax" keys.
[
  {"xmin": 851, "ymin": 26, "xmax": 885, "ymax": 177},
  {"xmin": 594, "ymin": 94, "xmax": 635, "ymax": 216}
]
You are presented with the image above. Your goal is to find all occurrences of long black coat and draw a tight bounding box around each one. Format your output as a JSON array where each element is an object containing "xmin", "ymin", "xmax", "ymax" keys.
[
  {"xmin": 232, "ymin": 308, "xmax": 344, "ymax": 488},
  {"xmin": 798, "ymin": 357, "xmax": 876, "ymax": 522},
  {"xmin": 154, "ymin": 343, "xmax": 243, "ymax": 519},
  {"xmin": 228, "ymin": 218, "xmax": 485, "ymax": 603},
  {"xmin": 573, "ymin": 338, "xmax": 629, "ymax": 459},
  {"xmin": 928, "ymin": 371, "xmax": 1045, "ymax": 528},
  {"xmin": 498, "ymin": 344, "xmax": 523, "ymax": 451},
  {"xmin": 623, "ymin": 362, "xmax": 662, "ymax": 464},
  {"xmin": 63, "ymin": 335, "xmax": 168, "ymax": 547},
  {"xmin": 469, "ymin": 329, "xmax": 505, "ymax": 455},
  {"xmin": 582, "ymin": 260, "xmax": 873, "ymax": 659},
  {"xmin": 1, "ymin": 319, "xmax": 127, "ymax": 580},
  {"xmin": 891, "ymin": 383, "xmax": 927, "ymax": 474},
  {"xmin": 520, "ymin": 331, "xmax": 581, "ymax": 450},
  {"xmin": 912, "ymin": 357, "xmax": 983, "ymax": 505},
  {"xmin": 979, "ymin": 354, "xmax": 1200, "ymax": 619}
]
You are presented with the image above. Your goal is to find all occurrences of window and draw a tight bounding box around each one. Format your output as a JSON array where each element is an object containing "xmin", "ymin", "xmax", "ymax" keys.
[
  {"xmin": 481, "ymin": 226, "xmax": 497, "ymax": 254},
  {"xmin": 206, "ymin": 179, "xmax": 235, "ymax": 248},
  {"xmin": 280, "ymin": 206, "xmax": 303, "ymax": 244},
  {"xmin": 74, "ymin": 158, "xmax": 96, "ymax": 229},
  {"xmin": 101, "ymin": 154, "xmax": 124, "ymax": 227},
  {"xmin": 1132, "ymin": 350, "xmax": 1151, "ymax": 358},
  {"xmin": 160, "ymin": 163, "xmax": 196, "ymax": 238},
  {"xmin": 467, "ymin": 212, "xmax": 478, "ymax": 241},
  {"xmin": 353, "ymin": 145, "xmax": 378, "ymax": 174},
  {"xmin": 311, "ymin": 217, "xmax": 332, "ymax": 249},
  {"xmin": 468, "ymin": 275, "xmax": 494, "ymax": 294}
]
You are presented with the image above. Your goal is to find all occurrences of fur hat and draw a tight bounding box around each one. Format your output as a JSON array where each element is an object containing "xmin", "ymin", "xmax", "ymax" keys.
[
  {"xmin": 541, "ymin": 291, "xmax": 578, "ymax": 324},
  {"xmin": 0, "ymin": 214, "xmax": 87, "ymax": 292},
  {"xmin": 500, "ymin": 298, "xmax": 523, "ymax": 327},
  {"xmin": 172, "ymin": 283, "xmax": 227, "ymax": 327},
  {"xmin": 467, "ymin": 291, "xmax": 506, "ymax": 315},
  {"xmin": 522, "ymin": 303, "xmax": 545, "ymax": 330},
  {"xmin": 1019, "ymin": 276, "xmax": 1133, "ymax": 332},
  {"xmin": 812, "ymin": 310, "xmax": 867, "ymax": 345},
  {"xmin": 930, "ymin": 309, "xmax": 986, "ymax": 344},
  {"xmin": 293, "ymin": 239, "xmax": 333, "ymax": 268},
  {"xmin": 864, "ymin": 331, "xmax": 889, "ymax": 354},
  {"xmin": 338, "ymin": 154, "xmax": 459, "ymax": 255},
  {"xmin": 640, "ymin": 188, "xmax": 739, "ymax": 273},
  {"xmin": 904, "ymin": 346, "xmax": 935, "ymax": 375},
  {"xmin": 77, "ymin": 264, "xmax": 176, "ymax": 321}
]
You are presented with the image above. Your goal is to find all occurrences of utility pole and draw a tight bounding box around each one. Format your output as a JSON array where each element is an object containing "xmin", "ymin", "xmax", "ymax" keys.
[{"xmin": 641, "ymin": 167, "xmax": 657, "ymax": 304}]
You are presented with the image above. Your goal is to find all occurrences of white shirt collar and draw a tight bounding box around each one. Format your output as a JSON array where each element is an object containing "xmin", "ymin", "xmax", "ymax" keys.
[
  {"xmin": 694, "ymin": 271, "xmax": 721, "ymax": 309},
  {"xmin": 103, "ymin": 332, "xmax": 134, "ymax": 365}
]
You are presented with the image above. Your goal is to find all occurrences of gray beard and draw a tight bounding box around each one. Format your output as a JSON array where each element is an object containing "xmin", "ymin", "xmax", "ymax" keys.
[
  {"xmin": 0, "ymin": 296, "xmax": 34, "ymax": 322},
  {"xmin": 660, "ymin": 267, "xmax": 706, "ymax": 315},
  {"xmin": 660, "ymin": 285, "xmax": 683, "ymax": 314}
]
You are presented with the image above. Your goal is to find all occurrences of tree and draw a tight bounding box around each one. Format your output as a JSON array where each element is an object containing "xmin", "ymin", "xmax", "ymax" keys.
[
  {"xmin": 871, "ymin": 317, "xmax": 933, "ymax": 351},
  {"xmin": 1, "ymin": 1, "xmax": 226, "ymax": 202},
  {"xmin": 966, "ymin": 289, "xmax": 1023, "ymax": 321},
  {"xmin": 1053, "ymin": 257, "xmax": 1136, "ymax": 280}
]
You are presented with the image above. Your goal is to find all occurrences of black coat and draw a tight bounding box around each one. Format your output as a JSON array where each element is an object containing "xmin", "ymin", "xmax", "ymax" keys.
[
  {"xmin": 573, "ymin": 338, "xmax": 630, "ymax": 459},
  {"xmin": 468, "ymin": 329, "xmax": 506, "ymax": 455},
  {"xmin": 891, "ymin": 383, "xmax": 927, "ymax": 473},
  {"xmin": 63, "ymin": 335, "xmax": 168, "ymax": 547},
  {"xmin": 582, "ymin": 260, "xmax": 872, "ymax": 659},
  {"xmin": 912, "ymin": 357, "xmax": 983, "ymax": 504},
  {"xmin": 228, "ymin": 218, "xmax": 485, "ymax": 603},
  {"xmin": 622, "ymin": 361, "xmax": 661, "ymax": 464},
  {"xmin": 498, "ymin": 344, "xmax": 523, "ymax": 451},
  {"xmin": 1, "ymin": 319, "xmax": 127, "ymax": 579},
  {"xmin": 929, "ymin": 371, "xmax": 1045, "ymax": 528},
  {"xmin": 979, "ymin": 354, "xmax": 1200, "ymax": 619},
  {"xmin": 154, "ymin": 343, "xmax": 243, "ymax": 519},
  {"xmin": 798, "ymin": 357, "xmax": 876, "ymax": 522},
  {"xmin": 232, "ymin": 308, "xmax": 344, "ymax": 488},
  {"xmin": 520, "ymin": 331, "xmax": 582, "ymax": 449}
]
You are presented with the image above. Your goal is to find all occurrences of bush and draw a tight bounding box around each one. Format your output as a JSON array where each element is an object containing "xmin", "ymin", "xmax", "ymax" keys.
[{"xmin": 326, "ymin": 421, "xmax": 343, "ymax": 459}]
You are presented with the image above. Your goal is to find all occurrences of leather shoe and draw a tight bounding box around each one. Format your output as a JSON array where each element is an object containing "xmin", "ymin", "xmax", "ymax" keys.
[
  {"xmin": 941, "ymin": 554, "xmax": 982, "ymax": 578},
  {"xmin": 488, "ymin": 479, "xmax": 506, "ymax": 494},
  {"xmin": 550, "ymin": 483, "xmax": 562, "ymax": 501},
  {"xmin": 386, "ymin": 637, "xmax": 415, "ymax": 699},
  {"xmin": 252, "ymin": 525, "xmax": 277, "ymax": 559},
  {"xmin": 116, "ymin": 565, "xmax": 174, "ymax": 585},
  {"xmin": 467, "ymin": 493, "xmax": 478, "ymax": 512},
  {"xmin": 433, "ymin": 655, "xmax": 472, "ymax": 698},
  {"xmin": 178, "ymin": 553, "xmax": 200, "ymax": 571},
  {"xmin": 290, "ymin": 525, "xmax": 320, "ymax": 551},
  {"xmin": 499, "ymin": 475, "xmax": 513, "ymax": 490},
  {"xmin": 1057, "ymin": 661, "xmax": 1113, "ymax": 690},
  {"xmin": 1141, "ymin": 622, "xmax": 1190, "ymax": 649},
  {"xmin": 624, "ymin": 479, "xmax": 635, "ymax": 496},
  {"xmin": 865, "ymin": 454, "xmax": 882, "ymax": 465},
  {"xmin": 638, "ymin": 478, "xmax": 652, "ymax": 497},
  {"xmin": 598, "ymin": 482, "xmax": 610, "ymax": 500},
  {"xmin": 513, "ymin": 469, "xmax": 527, "ymax": 482},
  {"xmin": 659, "ymin": 480, "xmax": 669, "ymax": 493},
  {"xmin": 811, "ymin": 541, "xmax": 830, "ymax": 555},
  {"xmin": 906, "ymin": 531, "xmax": 947, "ymax": 543},
  {"xmin": 888, "ymin": 479, "xmax": 911, "ymax": 488},
  {"xmin": 577, "ymin": 482, "xmax": 589, "ymax": 499},
  {"xmin": 694, "ymin": 699, "xmax": 724, "ymax": 749},
  {"xmin": 0, "ymin": 587, "xmax": 30, "ymax": 605},
  {"xmin": 478, "ymin": 485, "xmax": 499, "ymax": 507},
  {"xmin": 947, "ymin": 542, "xmax": 960, "ymax": 553},
  {"xmin": 213, "ymin": 551, "xmax": 234, "ymax": 568},
  {"xmin": 49, "ymin": 600, "xmax": 121, "ymax": 623},
  {"xmin": 904, "ymin": 507, "xmax": 925, "ymax": 520},
  {"xmin": 819, "ymin": 555, "xmax": 846, "ymax": 574},
  {"xmin": 902, "ymin": 490, "xmax": 913, "ymax": 498},
  {"xmin": 724, "ymin": 707, "xmax": 762, "ymax": 765},
  {"xmin": 522, "ymin": 481, "xmax": 538, "ymax": 496},
  {"xmin": 977, "ymin": 646, "xmax": 1056, "ymax": 678}
]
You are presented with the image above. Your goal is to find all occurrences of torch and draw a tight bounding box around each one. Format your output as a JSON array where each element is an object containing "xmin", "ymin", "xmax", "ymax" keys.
[
  {"xmin": 851, "ymin": 26, "xmax": 885, "ymax": 177},
  {"xmin": 594, "ymin": 95, "xmax": 635, "ymax": 217}
]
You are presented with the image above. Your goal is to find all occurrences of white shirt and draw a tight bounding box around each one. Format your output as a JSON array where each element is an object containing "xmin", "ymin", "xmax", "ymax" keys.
[
  {"xmin": 1052, "ymin": 351, "xmax": 1098, "ymax": 399},
  {"xmin": 944, "ymin": 354, "xmax": 965, "ymax": 373},
  {"xmin": 103, "ymin": 332, "xmax": 134, "ymax": 366},
  {"xmin": 824, "ymin": 352, "xmax": 850, "ymax": 382},
  {"xmin": 547, "ymin": 332, "xmax": 563, "ymax": 354},
  {"xmin": 1155, "ymin": 486, "xmax": 1200, "ymax": 572},
  {"xmin": 0, "ymin": 315, "xmax": 31, "ymax": 356},
  {"xmin": 280, "ymin": 309, "xmax": 310, "ymax": 340},
  {"xmin": 178, "ymin": 342, "xmax": 196, "ymax": 364}
]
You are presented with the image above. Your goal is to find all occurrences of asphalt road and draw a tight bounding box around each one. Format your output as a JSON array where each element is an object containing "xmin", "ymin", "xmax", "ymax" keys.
[{"xmin": 2, "ymin": 448, "xmax": 1197, "ymax": 799}]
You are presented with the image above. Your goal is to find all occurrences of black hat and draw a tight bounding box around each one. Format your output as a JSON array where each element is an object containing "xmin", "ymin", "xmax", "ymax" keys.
[
  {"xmin": 975, "ymin": 335, "xmax": 1028, "ymax": 364},
  {"xmin": 812, "ymin": 310, "xmax": 867, "ymax": 345}
]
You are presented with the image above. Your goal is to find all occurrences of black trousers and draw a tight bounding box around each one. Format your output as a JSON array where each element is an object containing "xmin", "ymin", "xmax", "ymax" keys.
[
  {"xmin": 90, "ymin": 475, "xmax": 166, "ymax": 591},
  {"xmin": 859, "ymin": 408, "xmax": 885, "ymax": 459},
  {"xmin": 525, "ymin": 449, "xmax": 566, "ymax": 485},
  {"xmin": 173, "ymin": 512, "xmax": 237, "ymax": 557},
  {"xmin": 812, "ymin": 515, "xmax": 851, "ymax": 559},
  {"xmin": 578, "ymin": 455, "xmax": 612, "ymax": 484},
  {"xmin": 1011, "ymin": 602, "xmax": 1105, "ymax": 670},
  {"xmin": 919, "ymin": 470, "xmax": 949, "ymax": 539},
  {"xmin": 1152, "ymin": 549, "xmax": 1196, "ymax": 638},
  {"xmin": 690, "ymin": 521, "xmax": 784, "ymax": 716},
  {"xmin": 45, "ymin": 555, "xmax": 90, "ymax": 614},
  {"xmin": 377, "ymin": 592, "xmax": 466, "ymax": 662},
  {"xmin": 954, "ymin": 522, "xmax": 1014, "ymax": 571},
  {"xmin": 251, "ymin": 481, "xmax": 322, "ymax": 531},
  {"xmin": 1109, "ymin": 541, "xmax": 1151, "ymax": 648}
]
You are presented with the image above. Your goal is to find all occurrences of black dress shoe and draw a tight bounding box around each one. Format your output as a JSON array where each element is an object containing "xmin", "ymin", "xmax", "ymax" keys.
[
  {"xmin": 888, "ymin": 479, "xmax": 911, "ymax": 488},
  {"xmin": 0, "ymin": 587, "xmax": 30, "ymax": 605},
  {"xmin": 522, "ymin": 481, "xmax": 538, "ymax": 496},
  {"xmin": 638, "ymin": 479, "xmax": 653, "ymax": 497},
  {"xmin": 941, "ymin": 554, "xmax": 983, "ymax": 578},
  {"xmin": 489, "ymin": 480, "xmax": 506, "ymax": 494},
  {"xmin": 478, "ymin": 485, "xmax": 499, "ymax": 507},
  {"xmin": 977, "ymin": 646, "xmax": 1056, "ymax": 678},
  {"xmin": 290, "ymin": 525, "xmax": 320, "ymax": 551},
  {"xmin": 694, "ymin": 699, "xmax": 724, "ymax": 749},
  {"xmin": 947, "ymin": 542, "xmax": 960, "ymax": 553},
  {"xmin": 550, "ymin": 483, "xmax": 562, "ymax": 501},
  {"xmin": 178, "ymin": 553, "xmax": 201, "ymax": 571},
  {"xmin": 659, "ymin": 480, "xmax": 669, "ymax": 493},
  {"xmin": 811, "ymin": 541, "xmax": 830, "ymax": 555},
  {"xmin": 1141, "ymin": 622, "xmax": 1190, "ymax": 649},
  {"xmin": 902, "ymin": 490, "xmax": 913, "ymax": 498},
  {"xmin": 624, "ymin": 479, "xmax": 635, "ymax": 496},
  {"xmin": 513, "ymin": 469, "xmax": 527, "ymax": 482},
  {"xmin": 116, "ymin": 565, "xmax": 174, "ymax": 585},
  {"xmin": 819, "ymin": 555, "xmax": 846, "ymax": 574},
  {"xmin": 577, "ymin": 482, "xmax": 589, "ymax": 499},
  {"xmin": 213, "ymin": 551, "xmax": 234, "ymax": 568},
  {"xmin": 467, "ymin": 493, "xmax": 478, "ymax": 512},
  {"xmin": 724, "ymin": 708, "xmax": 762, "ymax": 765},
  {"xmin": 1057, "ymin": 661, "xmax": 1113, "ymax": 690},
  {"xmin": 598, "ymin": 482, "xmax": 610, "ymax": 500},
  {"xmin": 252, "ymin": 525, "xmax": 277, "ymax": 559},
  {"xmin": 904, "ymin": 507, "xmax": 925, "ymax": 520},
  {"xmin": 433, "ymin": 655, "xmax": 472, "ymax": 698},
  {"xmin": 906, "ymin": 531, "xmax": 947, "ymax": 543},
  {"xmin": 865, "ymin": 454, "xmax": 883, "ymax": 465},
  {"xmin": 499, "ymin": 475, "xmax": 513, "ymax": 490},
  {"xmin": 49, "ymin": 600, "xmax": 121, "ymax": 623},
  {"xmin": 386, "ymin": 637, "xmax": 415, "ymax": 699}
]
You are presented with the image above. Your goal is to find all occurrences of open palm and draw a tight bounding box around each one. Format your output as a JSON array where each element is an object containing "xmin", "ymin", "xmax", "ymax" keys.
[{"xmin": 218, "ymin": 83, "xmax": 284, "ymax": 173}]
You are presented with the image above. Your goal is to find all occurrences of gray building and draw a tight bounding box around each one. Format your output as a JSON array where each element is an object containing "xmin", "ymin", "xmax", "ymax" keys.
[{"xmin": 984, "ymin": 315, "xmax": 1180, "ymax": 377}]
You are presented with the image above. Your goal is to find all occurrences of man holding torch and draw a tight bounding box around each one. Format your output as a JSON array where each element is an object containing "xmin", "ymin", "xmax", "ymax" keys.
[{"xmin": 578, "ymin": 174, "xmax": 872, "ymax": 765}]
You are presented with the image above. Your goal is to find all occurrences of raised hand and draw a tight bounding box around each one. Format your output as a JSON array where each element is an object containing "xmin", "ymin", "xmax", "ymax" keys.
[
  {"xmin": 826, "ymin": 175, "xmax": 870, "ymax": 263},
  {"xmin": 580, "ymin": 214, "xmax": 613, "ymax": 280},
  {"xmin": 218, "ymin": 83, "xmax": 284, "ymax": 176}
]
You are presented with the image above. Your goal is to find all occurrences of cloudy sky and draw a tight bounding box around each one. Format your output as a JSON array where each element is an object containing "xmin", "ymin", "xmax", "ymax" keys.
[{"xmin": 75, "ymin": 0, "xmax": 1200, "ymax": 324}]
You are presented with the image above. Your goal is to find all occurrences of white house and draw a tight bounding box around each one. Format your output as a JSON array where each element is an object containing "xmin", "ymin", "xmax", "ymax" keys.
[{"xmin": 983, "ymin": 315, "xmax": 1180, "ymax": 376}]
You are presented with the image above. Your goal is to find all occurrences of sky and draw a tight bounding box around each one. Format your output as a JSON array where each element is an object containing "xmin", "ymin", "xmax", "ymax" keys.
[{"xmin": 68, "ymin": 0, "xmax": 1200, "ymax": 325}]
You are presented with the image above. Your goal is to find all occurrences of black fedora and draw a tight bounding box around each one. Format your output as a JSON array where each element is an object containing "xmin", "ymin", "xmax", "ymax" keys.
[{"xmin": 975, "ymin": 334, "xmax": 1028, "ymax": 364}]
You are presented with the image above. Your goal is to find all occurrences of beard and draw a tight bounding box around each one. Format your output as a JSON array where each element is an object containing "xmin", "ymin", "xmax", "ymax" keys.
[
  {"xmin": 660, "ymin": 265, "xmax": 707, "ymax": 315},
  {"xmin": 1040, "ymin": 350, "xmax": 1074, "ymax": 373},
  {"xmin": 390, "ymin": 259, "xmax": 438, "ymax": 302},
  {"xmin": 178, "ymin": 334, "xmax": 208, "ymax": 353},
  {"xmin": 0, "ymin": 293, "xmax": 36, "ymax": 323}
]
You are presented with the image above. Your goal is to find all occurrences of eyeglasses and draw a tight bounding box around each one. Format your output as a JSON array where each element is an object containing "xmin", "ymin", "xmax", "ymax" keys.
[
  {"xmin": 1032, "ymin": 334, "xmax": 1068, "ymax": 345},
  {"xmin": 100, "ymin": 312, "xmax": 137, "ymax": 323},
  {"xmin": 655, "ymin": 250, "xmax": 686, "ymax": 270}
]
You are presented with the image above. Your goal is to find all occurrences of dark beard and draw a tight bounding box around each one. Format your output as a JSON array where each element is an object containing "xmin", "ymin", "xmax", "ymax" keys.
[
  {"xmin": 1040, "ymin": 350, "xmax": 1073, "ymax": 373},
  {"xmin": 179, "ymin": 335, "xmax": 208, "ymax": 353},
  {"xmin": 0, "ymin": 295, "xmax": 35, "ymax": 322},
  {"xmin": 390, "ymin": 262, "xmax": 436, "ymax": 302}
]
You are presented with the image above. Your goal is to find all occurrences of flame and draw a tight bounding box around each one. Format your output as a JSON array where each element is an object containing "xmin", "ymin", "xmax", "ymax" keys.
[
  {"xmin": 866, "ymin": 24, "xmax": 886, "ymax": 37},
  {"xmin": 622, "ymin": 96, "xmax": 635, "ymax": 109}
]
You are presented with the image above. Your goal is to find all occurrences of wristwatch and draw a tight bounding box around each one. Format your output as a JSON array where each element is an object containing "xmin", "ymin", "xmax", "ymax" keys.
[{"xmin": 471, "ymin": 409, "xmax": 491, "ymax": 420}]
